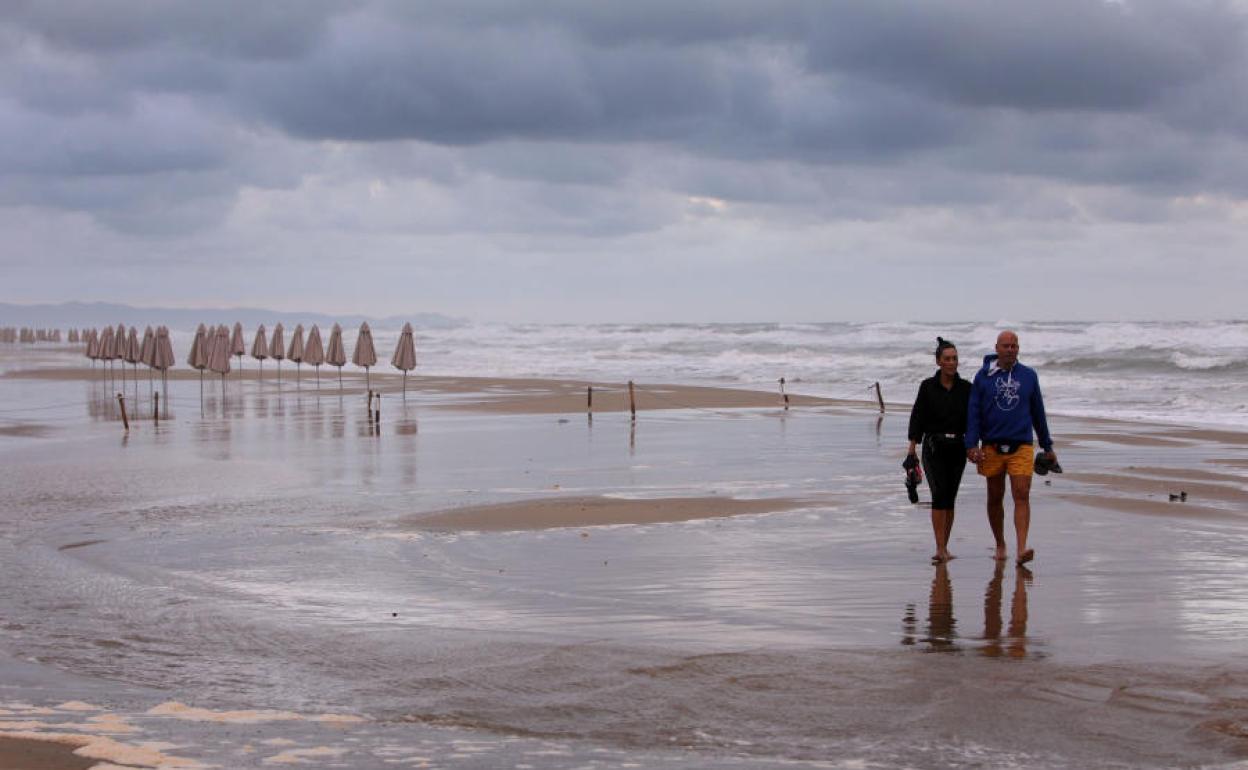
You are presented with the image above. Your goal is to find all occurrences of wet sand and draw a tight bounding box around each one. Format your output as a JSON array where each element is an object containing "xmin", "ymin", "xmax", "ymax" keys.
[
  {"xmin": 4, "ymin": 349, "xmax": 1248, "ymax": 766},
  {"xmin": 0, "ymin": 423, "xmax": 52, "ymax": 438},
  {"xmin": 3, "ymin": 366, "xmax": 852, "ymax": 414},
  {"xmin": 0, "ymin": 736, "xmax": 94, "ymax": 770},
  {"xmin": 408, "ymin": 495, "xmax": 816, "ymax": 531}
]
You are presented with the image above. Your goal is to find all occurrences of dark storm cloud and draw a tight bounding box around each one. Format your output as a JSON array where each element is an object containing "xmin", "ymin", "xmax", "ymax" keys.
[
  {"xmin": 3, "ymin": 0, "xmax": 1248, "ymax": 239},
  {"xmin": 1, "ymin": 0, "xmax": 342, "ymax": 60}
]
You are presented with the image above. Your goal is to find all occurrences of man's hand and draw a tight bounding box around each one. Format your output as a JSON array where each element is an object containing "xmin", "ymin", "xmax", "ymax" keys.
[{"xmin": 967, "ymin": 447, "xmax": 983, "ymax": 464}]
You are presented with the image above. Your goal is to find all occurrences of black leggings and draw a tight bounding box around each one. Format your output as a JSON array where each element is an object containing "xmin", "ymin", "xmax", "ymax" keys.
[{"xmin": 922, "ymin": 436, "xmax": 967, "ymax": 509}]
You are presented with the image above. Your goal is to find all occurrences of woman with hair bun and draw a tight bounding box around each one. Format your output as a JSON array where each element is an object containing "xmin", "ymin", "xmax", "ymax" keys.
[{"xmin": 907, "ymin": 337, "xmax": 972, "ymax": 563}]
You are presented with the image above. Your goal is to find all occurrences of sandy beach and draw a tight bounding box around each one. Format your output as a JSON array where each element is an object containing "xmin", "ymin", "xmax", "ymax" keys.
[{"xmin": 2, "ymin": 348, "xmax": 1248, "ymax": 767}]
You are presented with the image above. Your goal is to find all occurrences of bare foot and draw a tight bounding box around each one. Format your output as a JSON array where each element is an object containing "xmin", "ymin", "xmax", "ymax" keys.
[
  {"xmin": 993, "ymin": 547, "xmax": 1008, "ymax": 561},
  {"xmin": 931, "ymin": 553, "xmax": 945, "ymax": 564},
  {"xmin": 944, "ymin": 552, "xmax": 957, "ymax": 561},
  {"xmin": 1017, "ymin": 548, "xmax": 1034, "ymax": 566}
]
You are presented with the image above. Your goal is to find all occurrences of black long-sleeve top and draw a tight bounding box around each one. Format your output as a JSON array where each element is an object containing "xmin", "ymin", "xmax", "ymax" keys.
[{"xmin": 907, "ymin": 371, "xmax": 971, "ymax": 443}]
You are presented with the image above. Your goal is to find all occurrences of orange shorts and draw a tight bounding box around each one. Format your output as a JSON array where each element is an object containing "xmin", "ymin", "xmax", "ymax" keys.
[{"xmin": 977, "ymin": 444, "xmax": 1034, "ymax": 478}]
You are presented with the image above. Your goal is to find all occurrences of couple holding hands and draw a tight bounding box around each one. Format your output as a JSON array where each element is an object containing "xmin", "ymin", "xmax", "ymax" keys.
[{"xmin": 906, "ymin": 330, "xmax": 1059, "ymax": 565}]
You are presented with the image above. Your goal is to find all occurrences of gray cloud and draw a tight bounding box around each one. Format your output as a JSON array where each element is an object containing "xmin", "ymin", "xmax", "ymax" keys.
[{"xmin": 2, "ymin": 1, "xmax": 1248, "ymax": 320}]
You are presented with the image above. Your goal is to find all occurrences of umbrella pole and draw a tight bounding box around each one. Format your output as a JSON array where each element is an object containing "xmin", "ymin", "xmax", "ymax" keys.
[
  {"xmin": 366, "ymin": 368, "xmax": 370, "ymax": 392},
  {"xmin": 403, "ymin": 370, "xmax": 406, "ymax": 398},
  {"xmin": 338, "ymin": 367, "xmax": 342, "ymax": 393}
]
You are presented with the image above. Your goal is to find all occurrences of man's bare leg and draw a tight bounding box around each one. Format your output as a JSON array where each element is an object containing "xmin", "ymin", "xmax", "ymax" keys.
[
  {"xmin": 1010, "ymin": 474, "xmax": 1033, "ymax": 564},
  {"xmin": 986, "ymin": 475, "xmax": 1008, "ymax": 560},
  {"xmin": 944, "ymin": 508, "xmax": 956, "ymax": 560}
]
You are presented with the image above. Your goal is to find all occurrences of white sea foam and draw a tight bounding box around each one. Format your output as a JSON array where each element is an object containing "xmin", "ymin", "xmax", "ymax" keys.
[{"xmin": 58, "ymin": 320, "xmax": 1248, "ymax": 429}]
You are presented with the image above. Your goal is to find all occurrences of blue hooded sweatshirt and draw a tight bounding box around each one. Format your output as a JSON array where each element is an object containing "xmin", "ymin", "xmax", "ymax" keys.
[{"xmin": 964, "ymin": 354, "xmax": 1053, "ymax": 452}]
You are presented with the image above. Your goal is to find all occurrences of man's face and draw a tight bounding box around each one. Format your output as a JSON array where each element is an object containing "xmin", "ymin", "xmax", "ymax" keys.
[{"xmin": 996, "ymin": 332, "xmax": 1019, "ymax": 368}]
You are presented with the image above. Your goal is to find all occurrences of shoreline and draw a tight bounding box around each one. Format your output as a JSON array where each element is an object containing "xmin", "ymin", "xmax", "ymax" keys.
[{"xmin": 5, "ymin": 365, "xmax": 1248, "ymax": 436}]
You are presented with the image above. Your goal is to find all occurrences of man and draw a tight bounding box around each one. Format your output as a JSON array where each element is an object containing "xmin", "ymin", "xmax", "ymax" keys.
[{"xmin": 965, "ymin": 330, "xmax": 1056, "ymax": 566}]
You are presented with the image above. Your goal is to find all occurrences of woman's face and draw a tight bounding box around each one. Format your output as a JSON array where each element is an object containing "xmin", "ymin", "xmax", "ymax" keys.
[{"xmin": 938, "ymin": 347, "xmax": 959, "ymax": 377}]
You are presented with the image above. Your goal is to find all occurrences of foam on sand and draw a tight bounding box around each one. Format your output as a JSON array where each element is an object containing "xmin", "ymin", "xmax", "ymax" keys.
[{"xmin": 147, "ymin": 701, "xmax": 364, "ymax": 725}]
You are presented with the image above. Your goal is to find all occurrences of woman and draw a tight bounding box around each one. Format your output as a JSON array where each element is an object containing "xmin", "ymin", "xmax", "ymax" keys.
[{"xmin": 907, "ymin": 337, "xmax": 971, "ymax": 563}]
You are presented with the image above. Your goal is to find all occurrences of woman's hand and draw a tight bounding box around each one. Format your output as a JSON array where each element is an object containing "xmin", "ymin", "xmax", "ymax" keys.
[{"xmin": 907, "ymin": 441, "xmax": 917, "ymax": 457}]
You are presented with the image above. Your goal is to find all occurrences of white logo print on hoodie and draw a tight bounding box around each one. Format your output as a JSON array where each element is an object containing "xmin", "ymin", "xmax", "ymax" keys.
[{"xmin": 988, "ymin": 362, "xmax": 1021, "ymax": 412}]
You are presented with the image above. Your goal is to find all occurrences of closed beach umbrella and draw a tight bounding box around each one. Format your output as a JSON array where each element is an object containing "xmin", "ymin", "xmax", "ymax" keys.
[
  {"xmin": 140, "ymin": 326, "xmax": 155, "ymax": 366},
  {"xmin": 230, "ymin": 322, "xmax": 246, "ymax": 376},
  {"xmin": 269, "ymin": 323, "xmax": 285, "ymax": 384},
  {"xmin": 124, "ymin": 326, "xmax": 141, "ymax": 388},
  {"xmin": 391, "ymin": 322, "xmax": 417, "ymax": 396},
  {"xmin": 326, "ymin": 323, "xmax": 346, "ymax": 391},
  {"xmin": 208, "ymin": 324, "xmax": 232, "ymax": 399},
  {"xmin": 287, "ymin": 324, "xmax": 305, "ymax": 386},
  {"xmin": 114, "ymin": 323, "xmax": 126, "ymax": 382},
  {"xmin": 251, "ymin": 324, "xmax": 269, "ymax": 381},
  {"xmin": 202, "ymin": 324, "xmax": 217, "ymax": 365},
  {"xmin": 85, "ymin": 328, "xmax": 99, "ymax": 368},
  {"xmin": 352, "ymin": 322, "xmax": 377, "ymax": 391},
  {"xmin": 215, "ymin": 324, "xmax": 229, "ymax": 362},
  {"xmin": 153, "ymin": 326, "xmax": 175, "ymax": 389},
  {"xmin": 187, "ymin": 323, "xmax": 209, "ymax": 397},
  {"xmin": 304, "ymin": 324, "xmax": 325, "ymax": 390},
  {"xmin": 140, "ymin": 326, "xmax": 156, "ymax": 390},
  {"xmin": 98, "ymin": 325, "xmax": 115, "ymax": 381}
]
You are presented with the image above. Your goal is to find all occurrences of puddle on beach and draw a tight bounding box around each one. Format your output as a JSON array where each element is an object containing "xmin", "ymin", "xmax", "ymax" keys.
[{"xmin": 2, "ymin": 363, "xmax": 1248, "ymax": 766}]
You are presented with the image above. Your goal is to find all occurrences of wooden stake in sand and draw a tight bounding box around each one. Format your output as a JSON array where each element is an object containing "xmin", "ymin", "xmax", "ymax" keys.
[
  {"xmin": 628, "ymin": 380, "xmax": 636, "ymax": 423},
  {"xmin": 117, "ymin": 393, "xmax": 130, "ymax": 432},
  {"xmin": 779, "ymin": 377, "xmax": 790, "ymax": 410},
  {"xmin": 587, "ymin": 385, "xmax": 593, "ymax": 417},
  {"xmin": 874, "ymin": 382, "xmax": 885, "ymax": 413}
]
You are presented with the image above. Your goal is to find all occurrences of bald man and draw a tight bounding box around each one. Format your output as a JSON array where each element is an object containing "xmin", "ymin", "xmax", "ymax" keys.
[{"xmin": 965, "ymin": 330, "xmax": 1057, "ymax": 566}]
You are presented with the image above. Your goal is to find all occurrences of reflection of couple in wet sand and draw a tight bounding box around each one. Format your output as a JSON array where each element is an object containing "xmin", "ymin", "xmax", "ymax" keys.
[
  {"xmin": 901, "ymin": 562, "xmax": 1032, "ymax": 657},
  {"xmin": 906, "ymin": 330, "xmax": 1057, "ymax": 566}
]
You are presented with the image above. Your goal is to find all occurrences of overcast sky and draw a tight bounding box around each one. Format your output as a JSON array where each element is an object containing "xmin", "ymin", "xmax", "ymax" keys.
[{"xmin": 2, "ymin": 0, "xmax": 1246, "ymax": 322}]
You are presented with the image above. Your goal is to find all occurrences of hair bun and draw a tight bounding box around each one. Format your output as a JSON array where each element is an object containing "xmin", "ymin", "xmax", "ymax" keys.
[{"xmin": 936, "ymin": 336, "xmax": 946, "ymax": 344}]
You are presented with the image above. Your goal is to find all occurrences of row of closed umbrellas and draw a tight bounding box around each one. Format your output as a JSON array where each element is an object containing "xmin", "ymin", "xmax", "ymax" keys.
[
  {"xmin": 1, "ymin": 327, "xmax": 63, "ymax": 343},
  {"xmin": 80, "ymin": 321, "xmax": 419, "ymax": 394}
]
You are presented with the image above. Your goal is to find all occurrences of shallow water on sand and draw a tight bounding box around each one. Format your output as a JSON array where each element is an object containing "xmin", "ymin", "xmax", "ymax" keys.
[{"xmin": 2, "ymin": 370, "xmax": 1248, "ymax": 767}]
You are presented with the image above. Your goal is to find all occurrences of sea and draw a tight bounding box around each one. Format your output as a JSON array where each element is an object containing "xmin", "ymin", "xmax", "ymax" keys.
[
  {"xmin": 134, "ymin": 319, "xmax": 1247, "ymax": 429},
  {"xmin": 412, "ymin": 320, "xmax": 1248, "ymax": 428}
]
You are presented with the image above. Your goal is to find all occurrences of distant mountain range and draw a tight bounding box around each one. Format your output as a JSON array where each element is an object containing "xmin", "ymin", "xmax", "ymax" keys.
[{"xmin": 0, "ymin": 301, "xmax": 466, "ymax": 331}]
